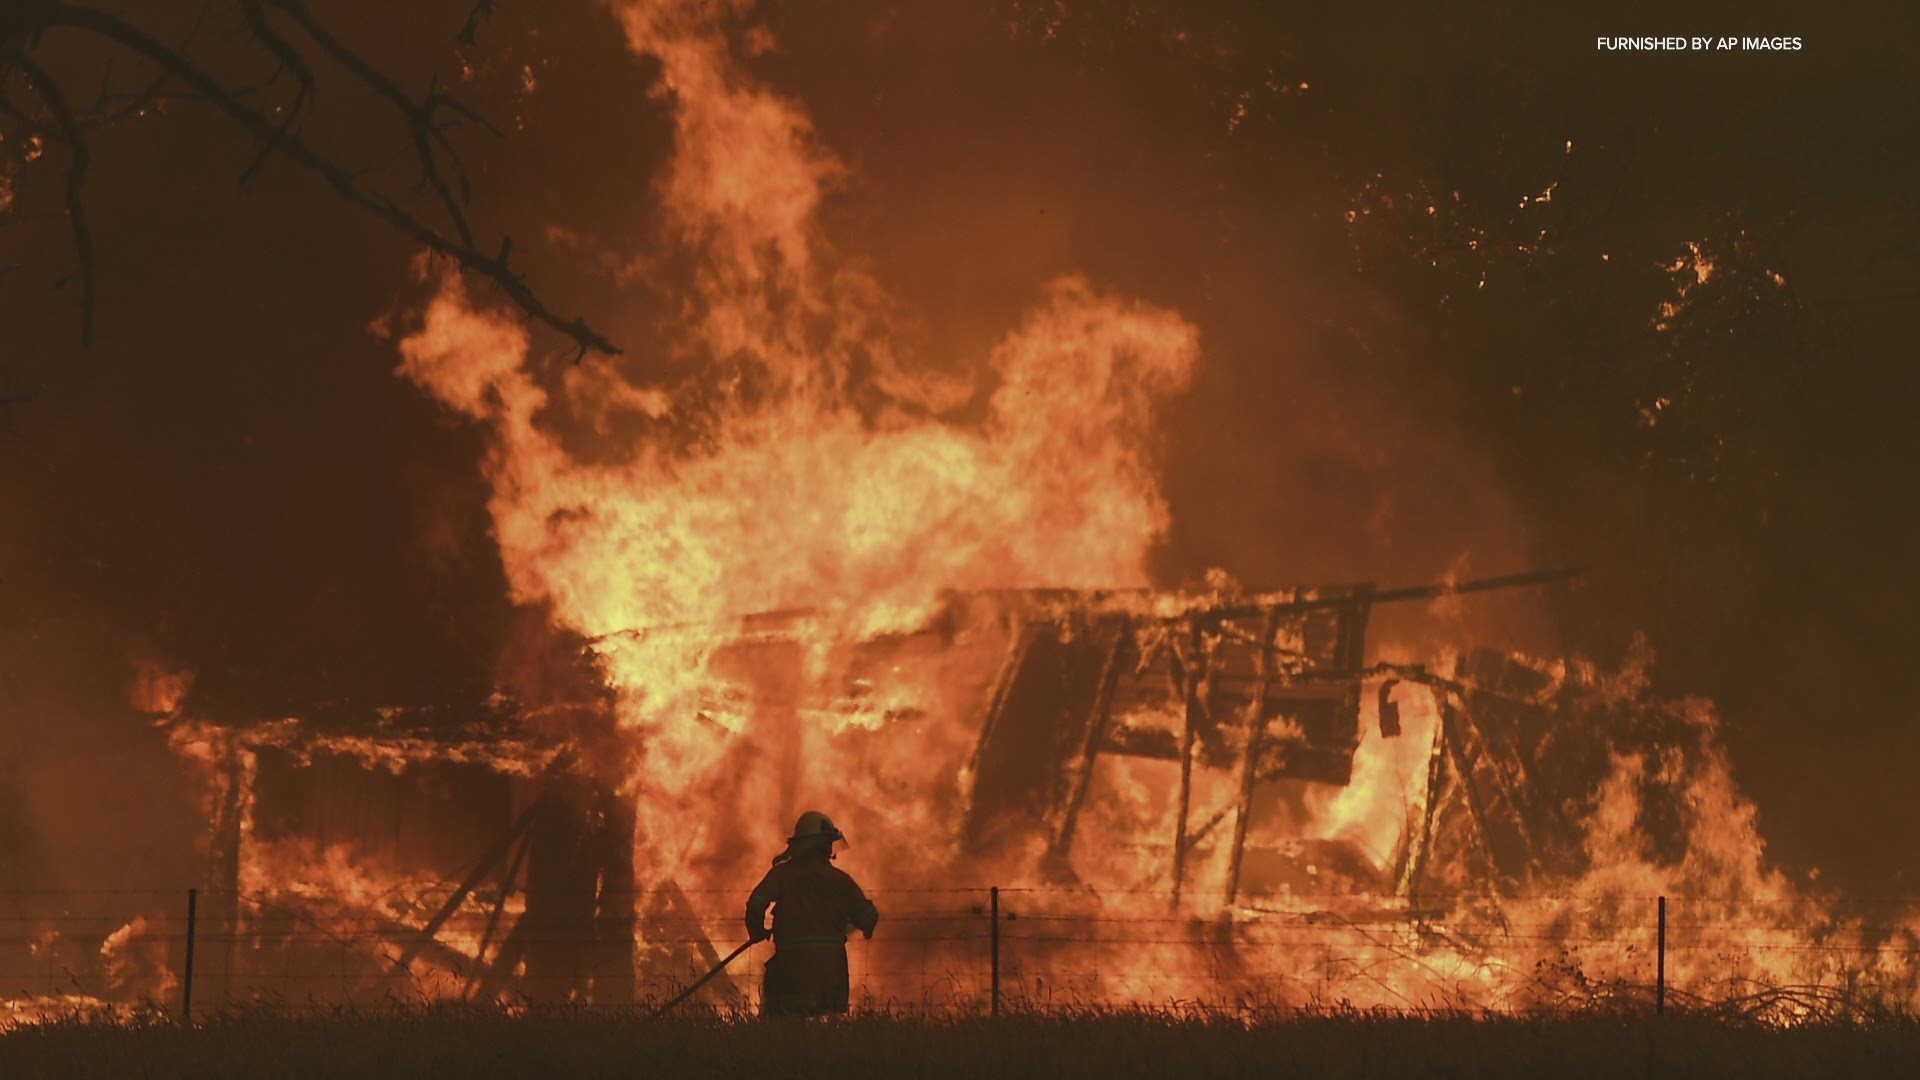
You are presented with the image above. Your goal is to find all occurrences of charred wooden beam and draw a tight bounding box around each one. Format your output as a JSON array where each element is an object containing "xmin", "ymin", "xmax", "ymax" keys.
[
  {"xmin": 473, "ymin": 910, "xmax": 532, "ymax": 1003},
  {"xmin": 1446, "ymin": 705, "xmax": 1543, "ymax": 872},
  {"xmin": 1178, "ymin": 751, "xmax": 1326, "ymax": 859},
  {"xmin": 964, "ymin": 622, "xmax": 1038, "ymax": 792},
  {"xmin": 1199, "ymin": 568, "xmax": 1584, "ymax": 624},
  {"xmin": 391, "ymin": 796, "xmax": 543, "ymax": 975},
  {"xmin": 638, "ymin": 880, "xmax": 736, "ymax": 1005},
  {"xmin": 1437, "ymin": 699, "xmax": 1511, "ymax": 896},
  {"xmin": 1046, "ymin": 618, "xmax": 1130, "ymax": 869},
  {"xmin": 1224, "ymin": 608, "xmax": 1284, "ymax": 905},
  {"xmin": 591, "ymin": 788, "xmax": 638, "ymax": 1004},
  {"xmin": 1396, "ymin": 699, "xmax": 1453, "ymax": 908},
  {"xmin": 363, "ymin": 914, "xmax": 486, "ymax": 980},
  {"xmin": 246, "ymin": 895, "xmax": 483, "ymax": 989},
  {"xmin": 1332, "ymin": 585, "xmax": 1375, "ymax": 670},
  {"xmin": 463, "ymin": 826, "xmax": 533, "ymax": 999},
  {"xmin": 958, "ymin": 620, "xmax": 1041, "ymax": 835},
  {"xmin": 593, "ymin": 568, "xmax": 1582, "ymax": 640},
  {"xmin": 521, "ymin": 781, "xmax": 606, "ymax": 1001},
  {"xmin": 460, "ymin": 776, "xmax": 638, "ymax": 1004},
  {"xmin": 1170, "ymin": 626, "xmax": 1207, "ymax": 900}
]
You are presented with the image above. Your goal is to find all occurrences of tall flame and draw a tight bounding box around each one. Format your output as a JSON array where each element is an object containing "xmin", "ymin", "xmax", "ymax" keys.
[
  {"xmin": 6, "ymin": 0, "xmax": 1914, "ymax": 1029},
  {"xmin": 398, "ymin": 0, "xmax": 1199, "ymax": 877},
  {"xmin": 221, "ymin": 0, "xmax": 1920, "ymax": 1020}
]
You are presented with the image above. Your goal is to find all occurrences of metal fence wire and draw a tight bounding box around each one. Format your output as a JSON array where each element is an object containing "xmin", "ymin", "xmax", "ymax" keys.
[{"xmin": 4, "ymin": 887, "xmax": 1920, "ymax": 1023}]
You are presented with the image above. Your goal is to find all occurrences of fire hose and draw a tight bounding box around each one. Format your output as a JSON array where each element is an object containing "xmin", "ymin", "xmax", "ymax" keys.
[{"xmin": 646, "ymin": 938, "xmax": 758, "ymax": 1020}]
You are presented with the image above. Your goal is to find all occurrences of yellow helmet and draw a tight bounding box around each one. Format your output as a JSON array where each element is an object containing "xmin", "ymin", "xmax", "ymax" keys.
[{"xmin": 790, "ymin": 810, "xmax": 845, "ymax": 844}]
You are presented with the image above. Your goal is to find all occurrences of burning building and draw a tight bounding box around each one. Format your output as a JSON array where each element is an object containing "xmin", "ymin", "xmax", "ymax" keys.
[
  {"xmin": 5, "ymin": 0, "xmax": 1919, "ymax": 1030},
  {"xmin": 92, "ymin": 562, "xmax": 1906, "ymax": 1019},
  {"xmin": 135, "ymin": 567, "xmax": 1572, "ymax": 1007}
]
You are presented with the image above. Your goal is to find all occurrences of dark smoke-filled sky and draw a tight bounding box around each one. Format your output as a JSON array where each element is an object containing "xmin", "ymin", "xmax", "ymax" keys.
[{"xmin": 3, "ymin": 1, "xmax": 1917, "ymax": 895}]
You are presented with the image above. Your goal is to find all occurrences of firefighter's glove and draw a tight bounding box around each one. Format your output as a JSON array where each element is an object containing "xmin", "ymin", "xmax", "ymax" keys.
[{"xmin": 748, "ymin": 926, "xmax": 771, "ymax": 944}]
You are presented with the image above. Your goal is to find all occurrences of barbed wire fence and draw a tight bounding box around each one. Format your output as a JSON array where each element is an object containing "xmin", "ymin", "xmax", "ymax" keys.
[{"xmin": 4, "ymin": 887, "xmax": 1920, "ymax": 1024}]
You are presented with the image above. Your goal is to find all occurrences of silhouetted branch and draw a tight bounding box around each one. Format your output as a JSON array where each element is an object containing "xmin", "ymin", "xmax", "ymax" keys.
[
  {"xmin": 74, "ymin": 2, "xmax": 210, "ymax": 126},
  {"xmin": 457, "ymin": 1, "xmax": 498, "ymax": 48},
  {"xmin": 5, "ymin": 49, "xmax": 93, "ymax": 345},
  {"xmin": 235, "ymin": 0, "xmax": 312, "ymax": 185},
  {"xmin": 261, "ymin": 0, "xmax": 482, "ymax": 249},
  {"xmin": 1, "ymin": 0, "xmax": 620, "ymax": 356}
]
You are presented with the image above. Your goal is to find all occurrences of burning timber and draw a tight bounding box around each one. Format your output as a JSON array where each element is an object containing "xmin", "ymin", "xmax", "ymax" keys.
[
  {"xmin": 15, "ymin": 565, "xmax": 1918, "ymax": 1019},
  {"xmin": 958, "ymin": 567, "xmax": 1585, "ymax": 905},
  {"xmin": 134, "ymin": 569, "xmax": 1605, "ymax": 1009}
]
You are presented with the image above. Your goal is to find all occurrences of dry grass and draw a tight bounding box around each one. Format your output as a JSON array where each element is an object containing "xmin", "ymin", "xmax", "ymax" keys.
[{"xmin": 3, "ymin": 1004, "xmax": 1918, "ymax": 1079}]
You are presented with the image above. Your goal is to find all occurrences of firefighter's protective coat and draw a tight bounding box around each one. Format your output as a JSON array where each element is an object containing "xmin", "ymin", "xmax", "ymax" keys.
[{"xmin": 746, "ymin": 854, "xmax": 880, "ymax": 1016}]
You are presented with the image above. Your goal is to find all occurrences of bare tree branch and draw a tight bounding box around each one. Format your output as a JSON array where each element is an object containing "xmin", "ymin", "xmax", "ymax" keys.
[
  {"xmin": 73, "ymin": 2, "xmax": 211, "ymax": 127},
  {"xmin": 235, "ymin": 0, "xmax": 312, "ymax": 185},
  {"xmin": 4, "ymin": 0, "xmax": 621, "ymax": 357},
  {"xmin": 6, "ymin": 49, "xmax": 93, "ymax": 346},
  {"xmin": 261, "ymin": 0, "xmax": 481, "ymax": 249},
  {"xmin": 457, "ymin": 1, "xmax": 498, "ymax": 49}
]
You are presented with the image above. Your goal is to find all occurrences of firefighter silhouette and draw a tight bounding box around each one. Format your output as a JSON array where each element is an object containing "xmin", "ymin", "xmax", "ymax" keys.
[{"xmin": 745, "ymin": 811, "xmax": 879, "ymax": 1016}]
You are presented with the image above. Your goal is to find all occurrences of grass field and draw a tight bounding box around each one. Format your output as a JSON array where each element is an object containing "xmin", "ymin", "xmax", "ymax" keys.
[{"xmin": 4, "ymin": 1007, "xmax": 1918, "ymax": 1079}]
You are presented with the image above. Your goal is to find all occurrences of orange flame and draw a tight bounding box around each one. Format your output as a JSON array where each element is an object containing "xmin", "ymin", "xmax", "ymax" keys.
[
  {"xmin": 12, "ymin": 0, "xmax": 1888, "ymax": 1025},
  {"xmin": 378, "ymin": 0, "xmax": 1920, "ymax": 1019}
]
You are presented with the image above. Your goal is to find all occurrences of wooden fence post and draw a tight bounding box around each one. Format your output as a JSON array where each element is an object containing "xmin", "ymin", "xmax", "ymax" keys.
[
  {"xmin": 1656, "ymin": 895, "xmax": 1667, "ymax": 1016},
  {"xmin": 182, "ymin": 887, "xmax": 198, "ymax": 1026},
  {"xmin": 990, "ymin": 886, "xmax": 1001, "ymax": 1017}
]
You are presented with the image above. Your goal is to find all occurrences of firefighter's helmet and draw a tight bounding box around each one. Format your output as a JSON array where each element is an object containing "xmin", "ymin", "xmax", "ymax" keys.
[{"xmin": 790, "ymin": 810, "xmax": 845, "ymax": 844}]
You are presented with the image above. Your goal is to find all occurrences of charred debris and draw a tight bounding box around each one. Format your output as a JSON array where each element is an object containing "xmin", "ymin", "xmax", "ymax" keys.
[{"xmin": 161, "ymin": 567, "xmax": 1599, "ymax": 1004}]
